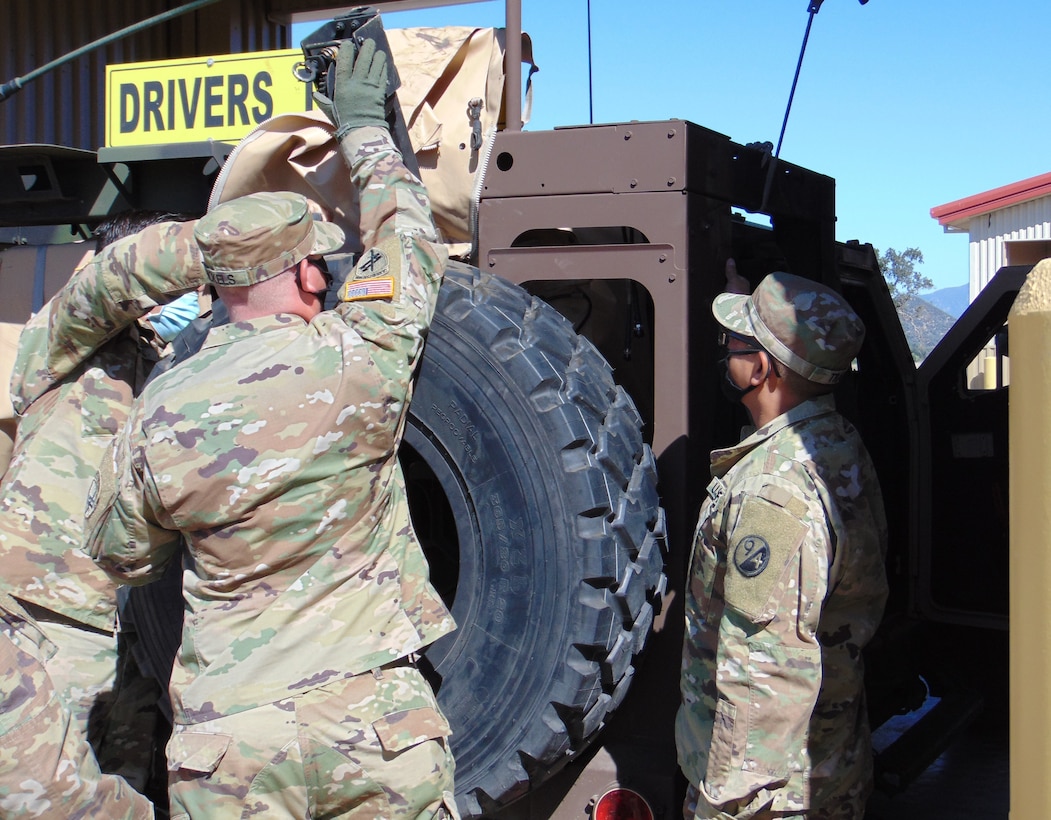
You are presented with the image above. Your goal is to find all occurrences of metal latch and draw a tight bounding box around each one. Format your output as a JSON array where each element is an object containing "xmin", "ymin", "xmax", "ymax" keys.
[{"xmin": 468, "ymin": 97, "xmax": 483, "ymax": 151}]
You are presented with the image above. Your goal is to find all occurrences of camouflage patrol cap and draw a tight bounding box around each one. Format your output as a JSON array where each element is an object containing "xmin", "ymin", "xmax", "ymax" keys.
[
  {"xmin": 712, "ymin": 271, "xmax": 865, "ymax": 384},
  {"xmin": 194, "ymin": 191, "xmax": 345, "ymax": 287}
]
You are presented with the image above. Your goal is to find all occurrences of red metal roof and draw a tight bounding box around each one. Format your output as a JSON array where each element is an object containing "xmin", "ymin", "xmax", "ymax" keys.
[{"xmin": 931, "ymin": 171, "xmax": 1051, "ymax": 228}]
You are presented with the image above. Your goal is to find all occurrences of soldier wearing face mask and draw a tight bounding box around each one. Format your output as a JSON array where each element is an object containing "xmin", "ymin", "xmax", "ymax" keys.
[
  {"xmin": 0, "ymin": 210, "xmax": 205, "ymax": 800},
  {"xmin": 677, "ymin": 270, "xmax": 889, "ymax": 820}
]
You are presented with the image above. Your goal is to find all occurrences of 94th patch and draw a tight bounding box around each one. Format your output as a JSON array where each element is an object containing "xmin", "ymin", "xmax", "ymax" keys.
[
  {"xmin": 733, "ymin": 535, "xmax": 770, "ymax": 577},
  {"xmin": 722, "ymin": 493, "xmax": 808, "ymax": 622}
]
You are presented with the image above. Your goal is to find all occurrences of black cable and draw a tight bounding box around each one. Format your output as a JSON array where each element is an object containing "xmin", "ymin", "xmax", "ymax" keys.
[
  {"xmin": 760, "ymin": 2, "xmax": 822, "ymax": 211},
  {"xmin": 587, "ymin": 0, "xmax": 595, "ymax": 124}
]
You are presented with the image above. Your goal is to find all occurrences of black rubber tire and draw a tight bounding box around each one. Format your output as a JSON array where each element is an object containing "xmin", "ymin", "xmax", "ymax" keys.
[
  {"xmin": 405, "ymin": 262, "xmax": 667, "ymax": 818},
  {"xmin": 124, "ymin": 262, "xmax": 667, "ymax": 818}
]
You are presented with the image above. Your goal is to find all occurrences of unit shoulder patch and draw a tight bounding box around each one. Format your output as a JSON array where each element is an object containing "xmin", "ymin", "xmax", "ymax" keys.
[
  {"xmin": 733, "ymin": 535, "xmax": 770, "ymax": 577},
  {"xmin": 723, "ymin": 494, "xmax": 809, "ymax": 623},
  {"xmin": 339, "ymin": 238, "xmax": 402, "ymax": 302},
  {"xmin": 85, "ymin": 472, "xmax": 101, "ymax": 520},
  {"xmin": 354, "ymin": 247, "xmax": 390, "ymax": 278}
]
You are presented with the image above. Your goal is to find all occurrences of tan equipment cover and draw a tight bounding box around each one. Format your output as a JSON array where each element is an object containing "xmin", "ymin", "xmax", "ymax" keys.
[{"xmin": 209, "ymin": 27, "xmax": 536, "ymax": 254}]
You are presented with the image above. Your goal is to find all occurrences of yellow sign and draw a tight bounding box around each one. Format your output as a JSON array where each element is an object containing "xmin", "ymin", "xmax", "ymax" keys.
[{"xmin": 105, "ymin": 49, "xmax": 317, "ymax": 148}]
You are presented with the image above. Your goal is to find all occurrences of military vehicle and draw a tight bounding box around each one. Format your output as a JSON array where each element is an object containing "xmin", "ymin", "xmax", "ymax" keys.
[{"xmin": 0, "ymin": 1, "xmax": 1019, "ymax": 817}]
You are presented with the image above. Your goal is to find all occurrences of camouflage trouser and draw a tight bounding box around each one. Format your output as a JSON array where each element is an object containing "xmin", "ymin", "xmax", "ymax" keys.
[
  {"xmin": 167, "ymin": 664, "xmax": 459, "ymax": 820},
  {"xmin": 683, "ymin": 783, "xmax": 803, "ymax": 820},
  {"xmin": 95, "ymin": 630, "xmax": 164, "ymax": 792},
  {"xmin": 28, "ymin": 610, "xmax": 160, "ymax": 794},
  {"xmin": 807, "ymin": 775, "xmax": 868, "ymax": 820},
  {"xmin": 683, "ymin": 780, "xmax": 867, "ymax": 820},
  {"xmin": 0, "ymin": 608, "xmax": 153, "ymax": 819},
  {"xmin": 28, "ymin": 612, "xmax": 118, "ymax": 743}
]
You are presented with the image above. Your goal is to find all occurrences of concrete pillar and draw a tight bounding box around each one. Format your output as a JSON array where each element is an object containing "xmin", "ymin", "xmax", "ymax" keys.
[
  {"xmin": 984, "ymin": 355, "xmax": 997, "ymax": 390},
  {"xmin": 1008, "ymin": 257, "xmax": 1051, "ymax": 818}
]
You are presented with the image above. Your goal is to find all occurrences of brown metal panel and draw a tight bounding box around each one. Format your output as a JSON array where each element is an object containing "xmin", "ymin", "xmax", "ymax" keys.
[
  {"xmin": 477, "ymin": 183, "xmax": 736, "ymax": 812},
  {"xmin": 482, "ymin": 121, "xmax": 694, "ymax": 198},
  {"xmin": 481, "ymin": 119, "xmax": 836, "ymax": 224}
]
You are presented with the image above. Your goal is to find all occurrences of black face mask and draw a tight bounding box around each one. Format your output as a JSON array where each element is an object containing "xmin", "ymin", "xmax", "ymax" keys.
[{"xmin": 717, "ymin": 354, "xmax": 759, "ymax": 404}]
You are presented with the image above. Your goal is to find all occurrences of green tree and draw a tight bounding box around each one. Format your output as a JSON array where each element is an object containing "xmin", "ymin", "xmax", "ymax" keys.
[{"xmin": 877, "ymin": 246, "xmax": 933, "ymax": 309}]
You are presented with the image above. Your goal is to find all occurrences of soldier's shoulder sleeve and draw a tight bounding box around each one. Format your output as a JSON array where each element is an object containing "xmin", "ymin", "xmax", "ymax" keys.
[
  {"xmin": 84, "ymin": 401, "xmax": 182, "ymax": 586},
  {"xmin": 8, "ymin": 309, "xmax": 52, "ymax": 412},
  {"xmin": 335, "ymin": 127, "xmax": 448, "ymax": 341},
  {"xmin": 42, "ymin": 221, "xmax": 205, "ymax": 388},
  {"xmin": 722, "ymin": 478, "xmax": 812, "ymax": 624}
]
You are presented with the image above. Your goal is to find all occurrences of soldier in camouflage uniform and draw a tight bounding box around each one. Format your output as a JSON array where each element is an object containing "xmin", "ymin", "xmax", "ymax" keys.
[
  {"xmin": 86, "ymin": 38, "xmax": 458, "ymax": 819},
  {"xmin": 0, "ymin": 589, "xmax": 153, "ymax": 818},
  {"xmin": 677, "ymin": 271, "xmax": 889, "ymax": 819},
  {"xmin": 0, "ymin": 212, "xmax": 205, "ymax": 788}
]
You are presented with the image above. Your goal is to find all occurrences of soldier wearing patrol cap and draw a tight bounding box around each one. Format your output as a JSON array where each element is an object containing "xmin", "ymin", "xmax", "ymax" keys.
[
  {"xmin": 86, "ymin": 38, "xmax": 458, "ymax": 819},
  {"xmin": 677, "ymin": 271, "xmax": 889, "ymax": 819}
]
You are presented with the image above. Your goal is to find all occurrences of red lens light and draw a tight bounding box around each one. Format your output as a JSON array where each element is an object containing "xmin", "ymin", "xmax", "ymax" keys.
[{"xmin": 594, "ymin": 787, "xmax": 655, "ymax": 820}]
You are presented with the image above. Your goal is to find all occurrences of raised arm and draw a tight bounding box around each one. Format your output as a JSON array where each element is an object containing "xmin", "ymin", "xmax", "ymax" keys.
[{"xmin": 13, "ymin": 220, "xmax": 204, "ymax": 409}]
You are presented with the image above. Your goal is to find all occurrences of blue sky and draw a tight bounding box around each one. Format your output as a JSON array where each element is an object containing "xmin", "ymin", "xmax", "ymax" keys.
[{"xmin": 297, "ymin": 0, "xmax": 1049, "ymax": 292}]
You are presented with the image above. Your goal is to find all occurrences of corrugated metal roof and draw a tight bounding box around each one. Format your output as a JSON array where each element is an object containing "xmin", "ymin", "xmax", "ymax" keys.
[
  {"xmin": 2, "ymin": 0, "xmax": 289, "ymax": 151},
  {"xmin": 931, "ymin": 171, "xmax": 1051, "ymax": 229}
]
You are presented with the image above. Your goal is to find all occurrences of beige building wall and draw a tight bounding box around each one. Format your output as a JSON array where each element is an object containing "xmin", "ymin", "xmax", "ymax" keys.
[
  {"xmin": 966, "ymin": 194, "xmax": 1051, "ymax": 300},
  {"xmin": 934, "ymin": 180, "xmax": 1051, "ymax": 390}
]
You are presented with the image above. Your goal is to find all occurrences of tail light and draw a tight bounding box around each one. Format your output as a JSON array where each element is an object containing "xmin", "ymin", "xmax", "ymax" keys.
[{"xmin": 594, "ymin": 787, "xmax": 655, "ymax": 820}]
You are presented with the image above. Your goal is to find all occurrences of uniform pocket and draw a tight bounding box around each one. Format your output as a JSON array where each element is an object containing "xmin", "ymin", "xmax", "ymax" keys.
[
  {"xmin": 166, "ymin": 730, "xmax": 232, "ymax": 775},
  {"xmin": 703, "ymin": 696, "xmax": 739, "ymax": 801},
  {"xmin": 743, "ymin": 641, "xmax": 817, "ymax": 778},
  {"xmin": 373, "ymin": 705, "xmax": 451, "ymax": 754}
]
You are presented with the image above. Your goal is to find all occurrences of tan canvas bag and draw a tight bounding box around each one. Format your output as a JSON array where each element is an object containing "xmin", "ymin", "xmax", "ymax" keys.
[
  {"xmin": 387, "ymin": 26, "xmax": 535, "ymax": 245},
  {"xmin": 210, "ymin": 27, "xmax": 536, "ymax": 255}
]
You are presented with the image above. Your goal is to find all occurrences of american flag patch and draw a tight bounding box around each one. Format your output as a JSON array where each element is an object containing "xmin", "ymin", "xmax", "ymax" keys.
[{"xmin": 341, "ymin": 276, "xmax": 396, "ymax": 302}]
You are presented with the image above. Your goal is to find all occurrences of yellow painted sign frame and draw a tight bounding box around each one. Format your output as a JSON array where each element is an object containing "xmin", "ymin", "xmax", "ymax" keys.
[{"xmin": 105, "ymin": 49, "xmax": 316, "ymax": 148}]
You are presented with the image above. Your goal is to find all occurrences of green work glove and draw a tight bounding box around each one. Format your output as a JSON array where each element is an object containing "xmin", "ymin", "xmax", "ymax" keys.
[{"xmin": 313, "ymin": 38, "xmax": 388, "ymax": 141}]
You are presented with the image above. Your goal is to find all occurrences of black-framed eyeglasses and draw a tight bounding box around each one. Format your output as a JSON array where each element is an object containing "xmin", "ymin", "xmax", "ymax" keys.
[
  {"xmin": 308, "ymin": 256, "xmax": 333, "ymax": 291},
  {"xmin": 717, "ymin": 330, "xmax": 763, "ymax": 356},
  {"xmin": 310, "ymin": 255, "xmax": 330, "ymax": 277}
]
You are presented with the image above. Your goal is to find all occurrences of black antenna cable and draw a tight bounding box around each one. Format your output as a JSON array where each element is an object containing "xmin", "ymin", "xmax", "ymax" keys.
[
  {"xmin": 760, "ymin": 0, "xmax": 870, "ymax": 211},
  {"xmin": 587, "ymin": 0, "xmax": 595, "ymax": 124}
]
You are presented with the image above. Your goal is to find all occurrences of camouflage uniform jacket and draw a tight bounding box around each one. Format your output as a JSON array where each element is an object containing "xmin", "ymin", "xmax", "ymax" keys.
[
  {"xmin": 0, "ymin": 224, "xmax": 204, "ymax": 631},
  {"xmin": 87, "ymin": 127, "xmax": 455, "ymax": 725},
  {"xmin": 676, "ymin": 395, "xmax": 888, "ymax": 817}
]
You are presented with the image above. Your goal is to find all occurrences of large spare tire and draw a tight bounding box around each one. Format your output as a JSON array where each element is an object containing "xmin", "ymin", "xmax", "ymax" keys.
[
  {"xmin": 406, "ymin": 262, "xmax": 666, "ymax": 817},
  {"xmin": 124, "ymin": 262, "xmax": 666, "ymax": 818}
]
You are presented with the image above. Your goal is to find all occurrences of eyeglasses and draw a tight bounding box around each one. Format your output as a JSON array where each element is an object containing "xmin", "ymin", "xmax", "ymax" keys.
[
  {"xmin": 718, "ymin": 330, "xmax": 783, "ymax": 377},
  {"xmin": 308, "ymin": 256, "xmax": 333, "ymax": 291},
  {"xmin": 717, "ymin": 330, "xmax": 763, "ymax": 356},
  {"xmin": 309, "ymin": 256, "xmax": 330, "ymax": 277}
]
